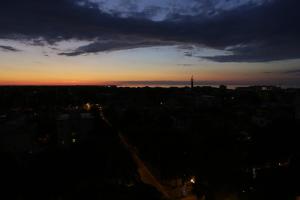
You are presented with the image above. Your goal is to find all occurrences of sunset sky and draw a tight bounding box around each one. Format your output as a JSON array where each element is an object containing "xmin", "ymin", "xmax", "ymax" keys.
[{"xmin": 0, "ymin": 0, "xmax": 299, "ymax": 86}]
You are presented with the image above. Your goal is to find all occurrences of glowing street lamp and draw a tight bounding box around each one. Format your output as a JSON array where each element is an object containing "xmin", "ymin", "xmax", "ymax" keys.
[
  {"xmin": 83, "ymin": 103, "xmax": 91, "ymax": 111},
  {"xmin": 190, "ymin": 177, "xmax": 196, "ymax": 184}
]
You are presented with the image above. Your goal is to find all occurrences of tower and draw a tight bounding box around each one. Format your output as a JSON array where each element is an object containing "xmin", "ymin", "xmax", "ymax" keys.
[{"xmin": 191, "ymin": 75, "xmax": 194, "ymax": 89}]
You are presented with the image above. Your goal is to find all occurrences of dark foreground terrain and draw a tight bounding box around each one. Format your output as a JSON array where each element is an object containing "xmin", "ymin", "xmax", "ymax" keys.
[{"xmin": 0, "ymin": 85, "xmax": 299, "ymax": 200}]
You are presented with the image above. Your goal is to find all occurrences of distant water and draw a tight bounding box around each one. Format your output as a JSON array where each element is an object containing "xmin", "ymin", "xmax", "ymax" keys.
[
  {"xmin": 118, "ymin": 83, "xmax": 247, "ymax": 89},
  {"xmin": 117, "ymin": 83, "xmax": 299, "ymax": 89}
]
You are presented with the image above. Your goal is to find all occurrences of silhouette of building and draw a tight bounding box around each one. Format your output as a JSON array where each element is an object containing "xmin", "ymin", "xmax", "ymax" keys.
[
  {"xmin": 295, "ymin": 94, "xmax": 300, "ymax": 120},
  {"xmin": 57, "ymin": 112, "xmax": 94, "ymax": 147},
  {"xmin": 191, "ymin": 76, "xmax": 194, "ymax": 90}
]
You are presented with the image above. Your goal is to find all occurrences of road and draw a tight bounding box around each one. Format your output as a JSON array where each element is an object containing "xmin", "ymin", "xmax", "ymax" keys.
[{"xmin": 97, "ymin": 106, "xmax": 171, "ymax": 199}]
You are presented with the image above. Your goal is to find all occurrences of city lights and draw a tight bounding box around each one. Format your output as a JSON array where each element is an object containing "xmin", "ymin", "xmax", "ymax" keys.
[{"xmin": 190, "ymin": 177, "xmax": 196, "ymax": 184}]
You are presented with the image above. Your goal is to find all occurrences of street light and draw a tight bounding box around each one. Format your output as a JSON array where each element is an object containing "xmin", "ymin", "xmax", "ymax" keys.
[{"xmin": 190, "ymin": 177, "xmax": 196, "ymax": 184}]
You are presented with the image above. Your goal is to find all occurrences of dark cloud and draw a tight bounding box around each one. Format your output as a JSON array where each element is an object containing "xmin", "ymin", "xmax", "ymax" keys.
[
  {"xmin": 0, "ymin": 0, "xmax": 299, "ymax": 62},
  {"xmin": 264, "ymin": 69, "xmax": 300, "ymax": 76},
  {"xmin": 0, "ymin": 45, "xmax": 20, "ymax": 52},
  {"xmin": 59, "ymin": 37, "xmax": 176, "ymax": 56},
  {"xmin": 184, "ymin": 52, "xmax": 194, "ymax": 57},
  {"xmin": 0, "ymin": 0, "xmax": 111, "ymax": 41},
  {"xmin": 202, "ymin": 41, "xmax": 300, "ymax": 62},
  {"xmin": 83, "ymin": 0, "xmax": 270, "ymax": 21},
  {"xmin": 283, "ymin": 69, "xmax": 300, "ymax": 74}
]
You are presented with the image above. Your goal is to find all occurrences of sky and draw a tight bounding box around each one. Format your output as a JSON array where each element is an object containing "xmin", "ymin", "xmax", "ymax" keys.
[{"xmin": 0, "ymin": 0, "xmax": 300, "ymax": 86}]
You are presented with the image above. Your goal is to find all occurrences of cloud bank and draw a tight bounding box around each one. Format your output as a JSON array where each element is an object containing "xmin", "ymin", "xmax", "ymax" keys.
[
  {"xmin": 0, "ymin": 45, "xmax": 20, "ymax": 52},
  {"xmin": 0, "ymin": 0, "xmax": 299, "ymax": 62}
]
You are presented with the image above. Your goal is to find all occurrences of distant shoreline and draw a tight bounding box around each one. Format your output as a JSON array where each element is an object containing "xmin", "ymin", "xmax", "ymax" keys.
[{"xmin": 0, "ymin": 84, "xmax": 299, "ymax": 89}]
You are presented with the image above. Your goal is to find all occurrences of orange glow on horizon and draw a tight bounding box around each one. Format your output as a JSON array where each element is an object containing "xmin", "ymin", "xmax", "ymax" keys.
[{"xmin": 0, "ymin": 80, "xmax": 111, "ymax": 86}]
